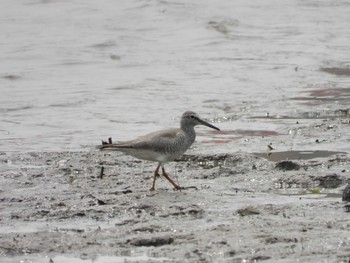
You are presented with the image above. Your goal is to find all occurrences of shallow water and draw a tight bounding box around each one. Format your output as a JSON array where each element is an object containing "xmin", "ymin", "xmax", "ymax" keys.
[
  {"xmin": 1, "ymin": 0, "xmax": 350, "ymax": 153},
  {"xmin": 255, "ymin": 150, "xmax": 346, "ymax": 161}
]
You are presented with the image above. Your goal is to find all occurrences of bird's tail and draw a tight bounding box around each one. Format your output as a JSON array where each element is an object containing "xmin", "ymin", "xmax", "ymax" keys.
[
  {"xmin": 97, "ymin": 137, "xmax": 118, "ymax": 151},
  {"xmin": 97, "ymin": 144, "xmax": 119, "ymax": 151},
  {"xmin": 97, "ymin": 137, "xmax": 133, "ymax": 151},
  {"xmin": 97, "ymin": 143, "xmax": 132, "ymax": 151}
]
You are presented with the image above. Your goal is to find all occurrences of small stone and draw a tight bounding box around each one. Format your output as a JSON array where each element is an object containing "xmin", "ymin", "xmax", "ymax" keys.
[
  {"xmin": 237, "ymin": 207, "xmax": 260, "ymax": 216},
  {"xmin": 342, "ymin": 184, "xmax": 350, "ymax": 202},
  {"xmin": 275, "ymin": 161, "xmax": 300, "ymax": 171}
]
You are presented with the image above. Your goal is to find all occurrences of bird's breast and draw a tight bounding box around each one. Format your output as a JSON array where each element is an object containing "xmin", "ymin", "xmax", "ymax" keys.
[{"xmin": 162, "ymin": 135, "xmax": 193, "ymax": 158}]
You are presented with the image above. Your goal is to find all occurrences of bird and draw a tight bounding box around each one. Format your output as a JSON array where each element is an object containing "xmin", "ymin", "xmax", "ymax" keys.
[{"xmin": 98, "ymin": 111, "xmax": 220, "ymax": 191}]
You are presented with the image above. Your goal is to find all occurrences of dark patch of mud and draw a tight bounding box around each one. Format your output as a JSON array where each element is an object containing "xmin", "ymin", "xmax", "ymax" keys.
[
  {"xmin": 315, "ymin": 174, "xmax": 344, "ymax": 189},
  {"xmin": 127, "ymin": 236, "xmax": 174, "ymax": 247},
  {"xmin": 320, "ymin": 67, "xmax": 350, "ymax": 76},
  {"xmin": 255, "ymin": 150, "xmax": 346, "ymax": 162},
  {"xmin": 207, "ymin": 19, "xmax": 239, "ymax": 36},
  {"xmin": 274, "ymin": 160, "xmax": 301, "ymax": 171},
  {"xmin": 2, "ymin": 74, "xmax": 22, "ymax": 80}
]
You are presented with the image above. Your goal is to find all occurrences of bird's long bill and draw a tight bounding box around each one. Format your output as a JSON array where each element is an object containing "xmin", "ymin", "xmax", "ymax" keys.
[{"xmin": 197, "ymin": 118, "xmax": 220, "ymax": 131}]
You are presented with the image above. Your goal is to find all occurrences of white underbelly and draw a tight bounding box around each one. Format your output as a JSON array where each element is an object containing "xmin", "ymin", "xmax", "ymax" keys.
[{"xmin": 121, "ymin": 148, "xmax": 184, "ymax": 163}]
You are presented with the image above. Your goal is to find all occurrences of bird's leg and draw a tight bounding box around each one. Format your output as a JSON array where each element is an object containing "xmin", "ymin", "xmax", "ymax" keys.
[
  {"xmin": 161, "ymin": 167, "xmax": 181, "ymax": 190},
  {"xmin": 150, "ymin": 163, "xmax": 161, "ymax": 191}
]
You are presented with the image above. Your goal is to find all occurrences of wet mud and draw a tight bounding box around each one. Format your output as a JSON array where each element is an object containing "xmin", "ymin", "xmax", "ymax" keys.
[
  {"xmin": 1, "ymin": 148, "xmax": 350, "ymax": 263},
  {"xmin": 320, "ymin": 68, "xmax": 350, "ymax": 76}
]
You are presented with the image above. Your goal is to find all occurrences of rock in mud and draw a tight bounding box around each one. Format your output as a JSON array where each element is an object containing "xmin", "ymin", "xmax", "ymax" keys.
[
  {"xmin": 275, "ymin": 161, "xmax": 301, "ymax": 171},
  {"xmin": 342, "ymin": 184, "xmax": 350, "ymax": 202}
]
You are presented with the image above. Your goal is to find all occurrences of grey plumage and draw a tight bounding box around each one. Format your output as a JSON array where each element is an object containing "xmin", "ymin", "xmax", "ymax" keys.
[{"xmin": 98, "ymin": 111, "xmax": 220, "ymax": 190}]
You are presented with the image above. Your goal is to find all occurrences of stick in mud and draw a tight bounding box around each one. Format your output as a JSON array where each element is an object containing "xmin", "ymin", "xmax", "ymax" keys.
[
  {"xmin": 99, "ymin": 166, "xmax": 105, "ymax": 179},
  {"xmin": 99, "ymin": 138, "xmax": 112, "ymax": 178}
]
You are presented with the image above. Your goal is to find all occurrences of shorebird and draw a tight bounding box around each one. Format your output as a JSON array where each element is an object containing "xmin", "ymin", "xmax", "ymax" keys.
[{"xmin": 98, "ymin": 111, "xmax": 220, "ymax": 191}]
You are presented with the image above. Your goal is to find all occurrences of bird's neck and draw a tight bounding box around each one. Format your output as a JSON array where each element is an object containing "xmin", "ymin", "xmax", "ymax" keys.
[{"xmin": 181, "ymin": 124, "xmax": 196, "ymax": 143}]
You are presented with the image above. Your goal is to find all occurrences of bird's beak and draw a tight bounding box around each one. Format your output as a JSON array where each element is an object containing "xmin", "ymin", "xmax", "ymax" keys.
[{"xmin": 197, "ymin": 117, "xmax": 220, "ymax": 131}]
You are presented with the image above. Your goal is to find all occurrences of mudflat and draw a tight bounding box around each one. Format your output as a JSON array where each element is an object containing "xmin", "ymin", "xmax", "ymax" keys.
[{"xmin": 1, "ymin": 147, "xmax": 349, "ymax": 262}]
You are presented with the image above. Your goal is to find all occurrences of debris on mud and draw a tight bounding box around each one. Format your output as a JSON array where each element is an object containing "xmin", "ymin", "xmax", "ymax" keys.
[
  {"xmin": 237, "ymin": 207, "xmax": 260, "ymax": 216},
  {"xmin": 128, "ymin": 236, "xmax": 174, "ymax": 247}
]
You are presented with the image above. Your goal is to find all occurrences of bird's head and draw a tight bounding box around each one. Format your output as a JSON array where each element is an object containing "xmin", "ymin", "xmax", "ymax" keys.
[{"xmin": 181, "ymin": 111, "xmax": 220, "ymax": 131}]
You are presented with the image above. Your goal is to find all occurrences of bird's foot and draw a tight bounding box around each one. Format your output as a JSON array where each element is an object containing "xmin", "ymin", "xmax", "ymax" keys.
[{"xmin": 150, "ymin": 173, "xmax": 161, "ymax": 191}]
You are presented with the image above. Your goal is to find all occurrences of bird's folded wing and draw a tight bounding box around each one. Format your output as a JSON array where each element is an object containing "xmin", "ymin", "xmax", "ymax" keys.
[{"xmin": 98, "ymin": 128, "xmax": 181, "ymax": 152}]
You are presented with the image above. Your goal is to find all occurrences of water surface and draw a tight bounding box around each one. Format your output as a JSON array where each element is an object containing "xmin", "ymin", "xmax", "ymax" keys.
[{"xmin": 1, "ymin": 0, "xmax": 350, "ymax": 153}]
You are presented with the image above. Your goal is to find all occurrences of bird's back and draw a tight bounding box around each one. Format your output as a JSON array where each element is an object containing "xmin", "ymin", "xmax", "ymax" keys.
[{"xmin": 98, "ymin": 128, "xmax": 193, "ymax": 162}]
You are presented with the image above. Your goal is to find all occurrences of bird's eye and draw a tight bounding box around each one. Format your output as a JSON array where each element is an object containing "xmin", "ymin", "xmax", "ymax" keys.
[{"xmin": 190, "ymin": 114, "xmax": 195, "ymax": 119}]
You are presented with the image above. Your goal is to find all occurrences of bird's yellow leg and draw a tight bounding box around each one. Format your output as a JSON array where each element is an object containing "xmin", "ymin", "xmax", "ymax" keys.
[
  {"xmin": 162, "ymin": 167, "xmax": 180, "ymax": 190},
  {"xmin": 150, "ymin": 163, "xmax": 161, "ymax": 191}
]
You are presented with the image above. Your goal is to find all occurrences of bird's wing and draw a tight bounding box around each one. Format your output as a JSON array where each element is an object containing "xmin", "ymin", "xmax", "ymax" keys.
[
  {"xmin": 129, "ymin": 128, "xmax": 181, "ymax": 151},
  {"xmin": 98, "ymin": 128, "xmax": 181, "ymax": 152}
]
